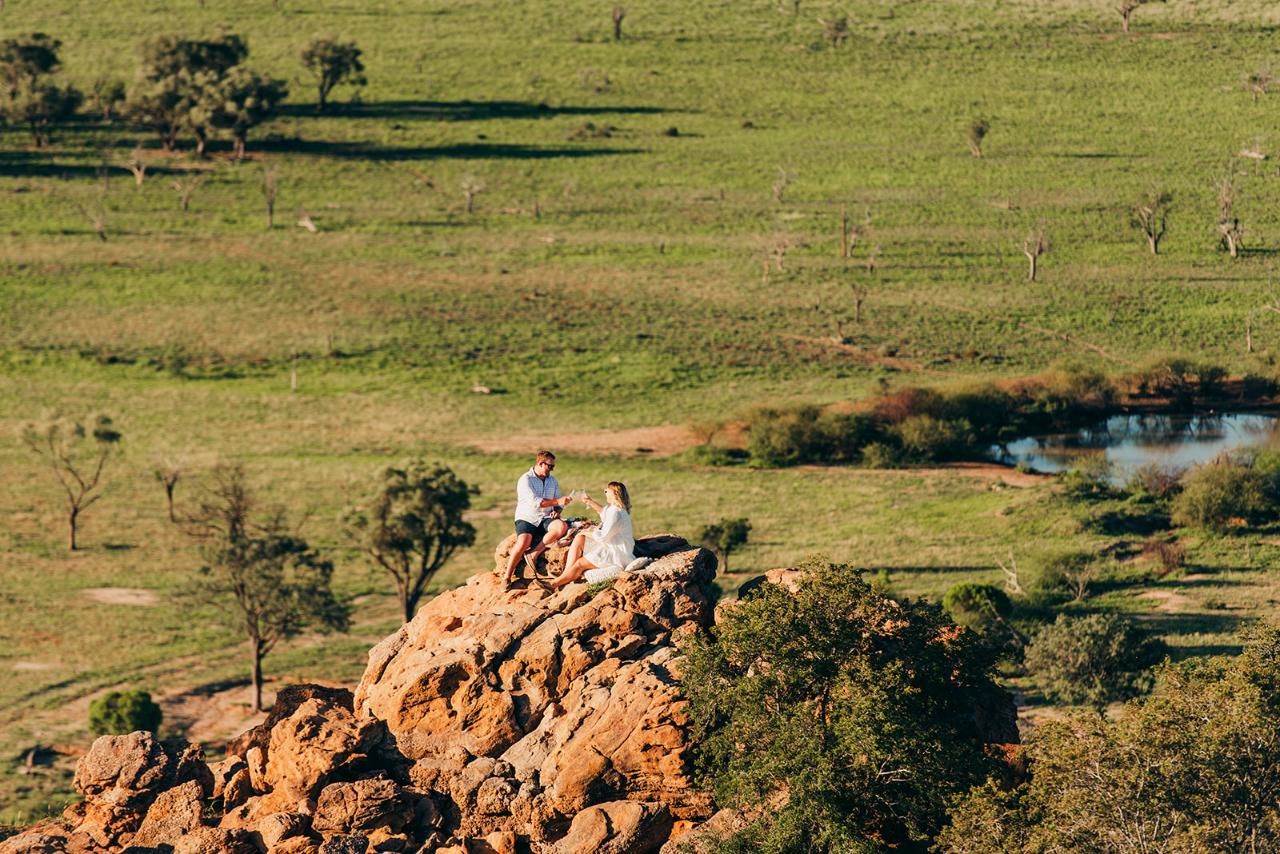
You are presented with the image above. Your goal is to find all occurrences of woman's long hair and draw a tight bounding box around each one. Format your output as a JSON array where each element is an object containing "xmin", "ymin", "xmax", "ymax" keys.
[{"xmin": 606, "ymin": 481, "xmax": 631, "ymax": 512}]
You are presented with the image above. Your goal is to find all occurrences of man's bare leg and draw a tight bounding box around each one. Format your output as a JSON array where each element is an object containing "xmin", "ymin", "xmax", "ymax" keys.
[
  {"xmin": 526, "ymin": 519, "xmax": 569, "ymax": 566},
  {"xmin": 503, "ymin": 533, "xmax": 535, "ymax": 586}
]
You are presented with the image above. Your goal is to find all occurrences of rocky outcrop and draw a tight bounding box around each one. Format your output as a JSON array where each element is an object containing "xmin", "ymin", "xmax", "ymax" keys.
[{"xmin": 2, "ymin": 536, "xmax": 716, "ymax": 854}]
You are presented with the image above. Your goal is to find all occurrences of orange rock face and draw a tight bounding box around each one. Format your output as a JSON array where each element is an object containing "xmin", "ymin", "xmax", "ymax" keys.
[{"xmin": 2, "ymin": 539, "xmax": 718, "ymax": 854}]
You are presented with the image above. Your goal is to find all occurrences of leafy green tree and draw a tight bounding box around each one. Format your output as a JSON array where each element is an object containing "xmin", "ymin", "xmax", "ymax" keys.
[
  {"xmin": 683, "ymin": 559, "xmax": 1011, "ymax": 852},
  {"xmin": 345, "ymin": 460, "xmax": 477, "ymax": 623},
  {"xmin": 127, "ymin": 34, "xmax": 247, "ymax": 151},
  {"xmin": 89, "ymin": 690, "xmax": 162, "ymax": 736},
  {"xmin": 301, "ymin": 36, "xmax": 365, "ymax": 112},
  {"xmin": 188, "ymin": 464, "xmax": 349, "ymax": 711},
  {"xmin": 0, "ymin": 34, "xmax": 83, "ymax": 146},
  {"xmin": 1024, "ymin": 613, "xmax": 1166, "ymax": 710},
  {"xmin": 697, "ymin": 517, "xmax": 751, "ymax": 573},
  {"xmin": 942, "ymin": 582, "xmax": 1026, "ymax": 652},
  {"xmin": 20, "ymin": 415, "xmax": 122, "ymax": 550},
  {"xmin": 208, "ymin": 66, "xmax": 288, "ymax": 160},
  {"xmin": 942, "ymin": 625, "xmax": 1280, "ymax": 853},
  {"xmin": 1172, "ymin": 461, "xmax": 1271, "ymax": 531}
]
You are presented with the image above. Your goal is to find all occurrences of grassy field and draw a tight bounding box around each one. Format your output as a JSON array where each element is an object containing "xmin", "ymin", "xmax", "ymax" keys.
[{"xmin": 7, "ymin": 0, "xmax": 1280, "ymax": 823}]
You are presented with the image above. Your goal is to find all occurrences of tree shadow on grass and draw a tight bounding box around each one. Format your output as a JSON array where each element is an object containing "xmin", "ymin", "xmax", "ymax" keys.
[
  {"xmin": 280, "ymin": 98, "xmax": 672, "ymax": 122},
  {"xmin": 251, "ymin": 138, "xmax": 644, "ymax": 161}
]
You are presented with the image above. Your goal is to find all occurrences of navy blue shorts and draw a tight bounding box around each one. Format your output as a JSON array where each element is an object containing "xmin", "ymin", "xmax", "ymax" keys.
[{"xmin": 515, "ymin": 518, "xmax": 554, "ymax": 541}]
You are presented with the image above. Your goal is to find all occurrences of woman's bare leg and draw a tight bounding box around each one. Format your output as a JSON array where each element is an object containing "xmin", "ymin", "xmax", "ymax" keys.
[
  {"xmin": 551, "ymin": 555, "xmax": 597, "ymax": 589},
  {"xmin": 561, "ymin": 533, "xmax": 588, "ymax": 574}
]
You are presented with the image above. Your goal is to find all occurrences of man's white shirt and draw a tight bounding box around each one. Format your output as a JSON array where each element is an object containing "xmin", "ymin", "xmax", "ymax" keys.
[{"xmin": 514, "ymin": 468, "xmax": 561, "ymax": 524}]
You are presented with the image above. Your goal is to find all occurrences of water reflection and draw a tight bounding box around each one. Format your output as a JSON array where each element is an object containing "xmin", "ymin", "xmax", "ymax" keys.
[{"xmin": 990, "ymin": 413, "xmax": 1280, "ymax": 480}]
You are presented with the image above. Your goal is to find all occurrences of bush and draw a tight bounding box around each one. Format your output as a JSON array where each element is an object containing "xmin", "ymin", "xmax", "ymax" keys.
[
  {"xmin": 1026, "ymin": 550, "xmax": 1096, "ymax": 599},
  {"xmin": 682, "ymin": 445, "xmax": 748, "ymax": 466},
  {"xmin": 1126, "ymin": 462, "xmax": 1184, "ymax": 499},
  {"xmin": 1171, "ymin": 463, "xmax": 1271, "ymax": 530},
  {"xmin": 89, "ymin": 689, "xmax": 162, "ymax": 736},
  {"xmin": 1141, "ymin": 537, "xmax": 1186, "ymax": 578},
  {"xmin": 860, "ymin": 441, "xmax": 905, "ymax": 469},
  {"xmin": 683, "ymin": 559, "xmax": 1010, "ymax": 852},
  {"xmin": 943, "ymin": 583, "xmax": 1013, "ymax": 636},
  {"xmin": 1024, "ymin": 613, "xmax": 1166, "ymax": 709},
  {"xmin": 893, "ymin": 415, "xmax": 974, "ymax": 462},
  {"xmin": 1059, "ymin": 455, "xmax": 1115, "ymax": 500},
  {"xmin": 746, "ymin": 406, "xmax": 884, "ymax": 466}
]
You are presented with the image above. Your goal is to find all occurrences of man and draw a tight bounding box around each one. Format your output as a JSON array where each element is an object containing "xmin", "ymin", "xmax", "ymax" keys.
[{"xmin": 500, "ymin": 450, "xmax": 572, "ymax": 587}]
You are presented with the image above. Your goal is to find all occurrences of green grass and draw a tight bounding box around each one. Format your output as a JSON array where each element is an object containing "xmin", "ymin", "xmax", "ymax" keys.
[{"xmin": 7, "ymin": 0, "xmax": 1280, "ymax": 823}]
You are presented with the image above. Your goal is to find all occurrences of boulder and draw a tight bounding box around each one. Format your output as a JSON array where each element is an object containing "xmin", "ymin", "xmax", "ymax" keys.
[
  {"xmin": 256, "ymin": 812, "xmax": 311, "ymax": 849},
  {"xmin": 263, "ymin": 698, "xmax": 380, "ymax": 806},
  {"xmin": 550, "ymin": 801, "xmax": 673, "ymax": 854},
  {"xmin": 131, "ymin": 780, "xmax": 207, "ymax": 846},
  {"xmin": 170, "ymin": 826, "xmax": 260, "ymax": 854},
  {"xmin": 228, "ymin": 684, "xmax": 355, "ymax": 760},
  {"xmin": 311, "ymin": 778, "xmax": 412, "ymax": 835},
  {"xmin": 73, "ymin": 733, "xmax": 211, "ymax": 800}
]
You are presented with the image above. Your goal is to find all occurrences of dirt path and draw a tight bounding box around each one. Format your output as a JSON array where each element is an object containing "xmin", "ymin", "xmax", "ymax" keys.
[
  {"xmin": 1138, "ymin": 588, "xmax": 1194, "ymax": 613},
  {"xmin": 81, "ymin": 588, "xmax": 159, "ymax": 606}
]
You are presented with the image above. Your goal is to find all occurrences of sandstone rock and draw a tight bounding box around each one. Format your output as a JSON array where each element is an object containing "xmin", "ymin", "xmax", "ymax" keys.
[
  {"xmin": 550, "ymin": 801, "xmax": 672, "ymax": 854},
  {"xmin": 209, "ymin": 756, "xmax": 247, "ymax": 802},
  {"xmin": 74, "ymin": 733, "xmax": 211, "ymax": 800},
  {"xmin": 268, "ymin": 837, "xmax": 321, "ymax": 854},
  {"xmin": 657, "ymin": 808, "xmax": 752, "ymax": 854},
  {"xmin": 223, "ymin": 767, "xmax": 253, "ymax": 810},
  {"xmin": 317, "ymin": 836, "xmax": 367, "ymax": 854},
  {"xmin": 312, "ymin": 778, "xmax": 412, "ymax": 835},
  {"xmin": 246, "ymin": 746, "xmax": 268, "ymax": 793},
  {"xmin": 263, "ymin": 698, "xmax": 379, "ymax": 806},
  {"xmin": 257, "ymin": 811, "xmax": 311, "ymax": 848},
  {"xmin": 171, "ymin": 826, "xmax": 260, "ymax": 854},
  {"xmin": 131, "ymin": 779, "xmax": 207, "ymax": 846},
  {"xmin": 227, "ymin": 684, "xmax": 355, "ymax": 760},
  {"xmin": 0, "ymin": 831, "xmax": 67, "ymax": 854}
]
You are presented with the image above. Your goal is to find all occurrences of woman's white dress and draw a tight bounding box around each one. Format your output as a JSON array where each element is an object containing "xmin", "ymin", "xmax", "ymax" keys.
[{"xmin": 582, "ymin": 504, "xmax": 635, "ymax": 583}]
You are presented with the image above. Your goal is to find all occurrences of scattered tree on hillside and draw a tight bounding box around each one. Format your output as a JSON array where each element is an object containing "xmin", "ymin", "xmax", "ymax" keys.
[
  {"xmin": 1246, "ymin": 67, "xmax": 1275, "ymax": 102},
  {"xmin": 263, "ymin": 166, "xmax": 278, "ymax": 228},
  {"xmin": 1117, "ymin": 0, "xmax": 1165, "ymax": 34},
  {"xmin": 345, "ymin": 460, "xmax": 477, "ymax": 623},
  {"xmin": 461, "ymin": 175, "xmax": 484, "ymax": 214},
  {"xmin": 126, "ymin": 34, "xmax": 248, "ymax": 151},
  {"xmin": 612, "ymin": 6, "xmax": 626, "ymax": 41},
  {"xmin": 90, "ymin": 77, "xmax": 126, "ymax": 121},
  {"xmin": 697, "ymin": 517, "xmax": 751, "ymax": 573},
  {"xmin": 171, "ymin": 172, "xmax": 204, "ymax": 212},
  {"xmin": 942, "ymin": 582, "xmax": 1026, "ymax": 647},
  {"xmin": 941, "ymin": 625, "xmax": 1280, "ymax": 853},
  {"xmin": 967, "ymin": 116, "xmax": 990, "ymax": 158},
  {"xmin": 151, "ymin": 454, "xmax": 185, "ymax": 523},
  {"xmin": 1130, "ymin": 189, "xmax": 1171, "ymax": 255},
  {"xmin": 772, "ymin": 166, "xmax": 792, "ymax": 203},
  {"xmin": 821, "ymin": 15, "xmax": 850, "ymax": 48},
  {"xmin": 1217, "ymin": 173, "xmax": 1244, "ymax": 258},
  {"xmin": 300, "ymin": 36, "xmax": 365, "ymax": 112},
  {"xmin": 209, "ymin": 66, "xmax": 288, "ymax": 160},
  {"xmin": 0, "ymin": 33, "xmax": 83, "ymax": 146},
  {"xmin": 122, "ymin": 147, "xmax": 148, "ymax": 187},
  {"xmin": 187, "ymin": 464, "xmax": 349, "ymax": 711},
  {"xmin": 1022, "ymin": 225, "xmax": 1048, "ymax": 282},
  {"xmin": 684, "ymin": 559, "xmax": 1011, "ymax": 852},
  {"xmin": 20, "ymin": 415, "xmax": 122, "ymax": 550},
  {"xmin": 1024, "ymin": 613, "xmax": 1166, "ymax": 711}
]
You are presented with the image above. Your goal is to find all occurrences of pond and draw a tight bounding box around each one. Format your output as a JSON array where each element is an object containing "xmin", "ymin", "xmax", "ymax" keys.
[{"xmin": 989, "ymin": 413, "xmax": 1280, "ymax": 480}]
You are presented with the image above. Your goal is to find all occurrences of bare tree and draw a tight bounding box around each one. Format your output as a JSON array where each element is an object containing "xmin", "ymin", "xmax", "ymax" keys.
[
  {"xmin": 1246, "ymin": 68, "xmax": 1275, "ymax": 102},
  {"xmin": 839, "ymin": 207, "xmax": 871, "ymax": 258},
  {"xmin": 263, "ymin": 167, "xmax": 278, "ymax": 229},
  {"xmin": 689, "ymin": 420, "xmax": 722, "ymax": 446},
  {"xmin": 1118, "ymin": 0, "xmax": 1164, "ymax": 34},
  {"xmin": 297, "ymin": 210, "xmax": 318, "ymax": 233},
  {"xmin": 967, "ymin": 117, "xmax": 990, "ymax": 158},
  {"xmin": 122, "ymin": 148, "xmax": 148, "ymax": 187},
  {"xmin": 612, "ymin": 6, "xmax": 626, "ymax": 40},
  {"xmin": 461, "ymin": 175, "xmax": 484, "ymax": 214},
  {"xmin": 820, "ymin": 16, "xmax": 850, "ymax": 47},
  {"xmin": 1023, "ymin": 226, "xmax": 1048, "ymax": 282},
  {"xmin": 151, "ymin": 454, "xmax": 185, "ymax": 523},
  {"xmin": 772, "ymin": 167, "xmax": 792, "ymax": 203},
  {"xmin": 187, "ymin": 464, "xmax": 348, "ymax": 711},
  {"xmin": 20, "ymin": 415, "xmax": 123, "ymax": 550},
  {"xmin": 1217, "ymin": 174, "xmax": 1244, "ymax": 258},
  {"xmin": 997, "ymin": 550, "xmax": 1024, "ymax": 596},
  {"xmin": 74, "ymin": 201, "xmax": 108, "ymax": 242},
  {"xmin": 172, "ymin": 174, "xmax": 204, "ymax": 212},
  {"xmin": 1130, "ymin": 190, "xmax": 1171, "ymax": 255}
]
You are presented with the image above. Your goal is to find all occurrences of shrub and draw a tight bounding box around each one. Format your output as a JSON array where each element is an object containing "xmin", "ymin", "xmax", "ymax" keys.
[
  {"xmin": 698, "ymin": 517, "xmax": 751, "ymax": 573},
  {"xmin": 1127, "ymin": 462, "xmax": 1184, "ymax": 499},
  {"xmin": 746, "ymin": 405, "xmax": 829, "ymax": 467},
  {"xmin": 1024, "ymin": 613, "xmax": 1166, "ymax": 709},
  {"xmin": 682, "ymin": 445, "xmax": 747, "ymax": 466},
  {"xmin": 942, "ymin": 626, "xmax": 1280, "ymax": 853},
  {"xmin": 870, "ymin": 386, "xmax": 946, "ymax": 424},
  {"xmin": 1141, "ymin": 537, "xmax": 1185, "ymax": 578},
  {"xmin": 683, "ymin": 559, "xmax": 1009, "ymax": 851},
  {"xmin": 860, "ymin": 441, "xmax": 904, "ymax": 469},
  {"xmin": 942, "ymin": 583, "xmax": 1018, "ymax": 644},
  {"xmin": 893, "ymin": 415, "xmax": 974, "ymax": 462},
  {"xmin": 820, "ymin": 412, "xmax": 881, "ymax": 463},
  {"xmin": 1171, "ymin": 462, "xmax": 1270, "ymax": 530},
  {"xmin": 89, "ymin": 690, "xmax": 162, "ymax": 736},
  {"xmin": 1059, "ymin": 455, "xmax": 1115, "ymax": 500},
  {"xmin": 1026, "ymin": 550, "xmax": 1095, "ymax": 599}
]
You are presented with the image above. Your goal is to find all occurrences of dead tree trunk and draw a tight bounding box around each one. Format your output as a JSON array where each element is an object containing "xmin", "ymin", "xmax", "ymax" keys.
[
  {"xmin": 250, "ymin": 638, "xmax": 264, "ymax": 712},
  {"xmin": 612, "ymin": 6, "xmax": 625, "ymax": 40}
]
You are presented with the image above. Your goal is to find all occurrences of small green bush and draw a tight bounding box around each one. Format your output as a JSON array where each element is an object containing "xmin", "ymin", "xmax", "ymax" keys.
[
  {"xmin": 943, "ymin": 582, "xmax": 1012, "ymax": 635},
  {"xmin": 893, "ymin": 415, "xmax": 974, "ymax": 462},
  {"xmin": 860, "ymin": 441, "xmax": 904, "ymax": 469},
  {"xmin": 1060, "ymin": 455, "xmax": 1116, "ymax": 500},
  {"xmin": 1025, "ymin": 613, "xmax": 1166, "ymax": 709},
  {"xmin": 1026, "ymin": 550, "xmax": 1095, "ymax": 598},
  {"xmin": 746, "ymin": 405, "xmax": 829, "ymax": 467},
  {"xmin": 1172, "ymin": 463, "xmax": 1271, "ymax": 530},
  {"xmin": 682, "ymin": 445, "xmax": 747, "ymax": 466},
  {"xmin": 89, "ymin": 689, "xmax": 162, "ymax": 737}
]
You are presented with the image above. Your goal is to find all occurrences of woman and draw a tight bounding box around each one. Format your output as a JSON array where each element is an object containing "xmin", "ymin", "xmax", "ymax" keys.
[{"xmin": 549, "ymin": 481, "xmax": 635, "ymax": 590}]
